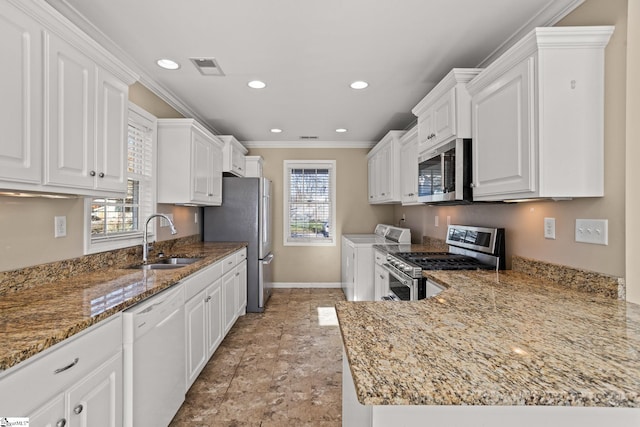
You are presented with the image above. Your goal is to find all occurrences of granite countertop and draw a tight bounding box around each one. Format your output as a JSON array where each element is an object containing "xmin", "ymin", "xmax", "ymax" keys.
[
  {"xmin": 0, "ymin": 241, "xmax": 247, "ymax": 372},
  {"xmin": 335, "ymin": 269, "xmax": 640, "ymax": 408}
]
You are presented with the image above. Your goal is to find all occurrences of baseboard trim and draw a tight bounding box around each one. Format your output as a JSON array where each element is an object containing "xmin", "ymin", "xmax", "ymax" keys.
[{"xmin": 272, "ymin": 282, "xmax": 342, "ymax": 289}]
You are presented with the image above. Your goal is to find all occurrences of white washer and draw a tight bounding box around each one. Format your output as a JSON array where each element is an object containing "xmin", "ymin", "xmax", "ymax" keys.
[{"xmin": 341, "ymin": 224, "xmax": 411, "ymax": 301}]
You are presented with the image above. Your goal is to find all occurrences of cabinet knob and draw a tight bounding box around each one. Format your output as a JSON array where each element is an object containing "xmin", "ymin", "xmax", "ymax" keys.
[
  {"xmin": 236, "ymin": 272, "xmax": 240, "ymax": 277},
  {"xmin": 56, "ymin": 419, "xmax": 67, "ymax": 427},
  {"xmin": 73, "ymin": 404, "xmax": 84, "ymax": 414},
  {"xmin": 208, "ymin": 193, "xmax": 213, "ymax": 196},
  {"xmin": 98, "ymin": 172, "xmax": 105, "ymax": 178},
  {"xmin": 205, "ymin": 296, "xmax": 212, "ymax": 302},
  {"xmin": 470, "ymin": 183, "xmax": 475, "ymax": 188},
  {"xmin": 89, "ymin": 170, "xmax": 96, "ymax": 177},
  {"xmin": 381, "ymin": 193, "xmax": 386, "ymax": 196}
]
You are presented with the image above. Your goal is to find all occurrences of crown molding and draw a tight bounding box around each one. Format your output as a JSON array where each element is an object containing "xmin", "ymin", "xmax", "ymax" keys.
[
  {"xmin": 242, "ymin": 140, "xmax": 376, "ymax": 149},
  {"xmin": 476, "ymin": 0, "xmax": 585, "ymax": 68}
]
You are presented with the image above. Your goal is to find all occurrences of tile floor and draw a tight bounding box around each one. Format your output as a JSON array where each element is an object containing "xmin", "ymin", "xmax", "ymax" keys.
[{"xmin": 170, "ymin": 288, "xmax": 345, "ymax": 426}]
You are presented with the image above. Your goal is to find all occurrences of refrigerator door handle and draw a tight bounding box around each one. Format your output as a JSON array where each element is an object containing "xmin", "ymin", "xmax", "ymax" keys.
[{"xmin": 263, "ymin": 253, "xmax": 274, "ymax": 264}]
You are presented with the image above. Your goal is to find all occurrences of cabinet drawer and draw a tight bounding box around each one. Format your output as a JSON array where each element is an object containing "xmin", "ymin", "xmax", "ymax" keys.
[
  {"xmin": 184, "ymin": 260, "xmax": 223, "ymax": 301},
  {"xmin": 0, "ymin": 315, "xmax": 122, "ymax": 415},
  {"xmin": 236, "ymin": 248, "xmax": 247, "ymax": 264},
  {"xmin": 221, "ymin": 253, "xmax": 237, "ymax": 274}
]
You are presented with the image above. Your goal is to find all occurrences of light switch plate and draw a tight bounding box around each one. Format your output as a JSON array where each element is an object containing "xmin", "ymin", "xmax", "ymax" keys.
[
  {"xmin": 544, "ymin": 217, "xmax": 556, "ymax": 239},
  {"xmin": 575, "ymin": 219, "xmax": 608, "ymax": 245}
]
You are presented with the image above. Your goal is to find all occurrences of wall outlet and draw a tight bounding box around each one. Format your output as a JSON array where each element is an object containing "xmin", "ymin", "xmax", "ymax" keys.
[
  {"xmin": 194, "ymin": 212, "xmax": 198, "ymax": 224},
  {"xmin": 447, "ymin": 216, "xmax": 451, "ymax": 226},
  {"xmin": 160, "ymin": 213, "xmax": 174, "ymax": 228},
  {"xmin": 575, "ymin": 219, "xmax": 608, "ymax": 245},
  {"xmin": 544, "ymin": 217, "xmax": 556, "ymax": 239},
  {"xmin": 434, "ymin": 216, "xmax": 439, "ymax": 227},
  {"xmin": 54, "ymin": 216, "xmax": 67, "ymax": 238}
]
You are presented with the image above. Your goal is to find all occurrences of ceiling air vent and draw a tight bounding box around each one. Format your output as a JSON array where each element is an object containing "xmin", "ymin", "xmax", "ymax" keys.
[
  {"xmin": 189, "ymin": 57, "xmax": 225, "ymax": 76},
  {"xmin": 299, "ymin": 136, "xmax": 319, "ymax": 140}
]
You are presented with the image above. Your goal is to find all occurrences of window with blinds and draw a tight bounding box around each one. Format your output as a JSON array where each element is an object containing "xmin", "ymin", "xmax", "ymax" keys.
[
  {"xmin": 85, "ymin": 104, "xmax": 156, "ymax": 253},
  {"xmin": 284, "ymin": 160, "xmax": 336, "ymax": 246}
]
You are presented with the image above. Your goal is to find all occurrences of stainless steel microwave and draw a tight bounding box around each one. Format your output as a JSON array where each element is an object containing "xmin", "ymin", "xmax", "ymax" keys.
[{"xmin": 418, "ymin": 138, "xmax": 472, "ymax": 204}]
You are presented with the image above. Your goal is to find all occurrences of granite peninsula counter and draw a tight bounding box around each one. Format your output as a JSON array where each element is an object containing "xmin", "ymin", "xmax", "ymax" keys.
[
  {"xmin": 336, "ymin": 268, "xmax": 640, "ymax": 426},
  {"xmin": 0, "ymin": 240, "xmax": 247, "ymax": 371}
]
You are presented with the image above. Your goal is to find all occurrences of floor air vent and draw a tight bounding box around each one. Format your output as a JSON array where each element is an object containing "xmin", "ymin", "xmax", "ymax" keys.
[{"xmin": 189, "ymin": 57, "xmax": 225, "ymax": 76}]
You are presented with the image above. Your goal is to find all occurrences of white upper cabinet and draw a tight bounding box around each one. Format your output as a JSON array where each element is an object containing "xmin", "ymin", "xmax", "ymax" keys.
[
  {"xmin": 412, "ymin": 68, "xmax": 482, "ymax": 153},
  {"xmin": 399, "ymin": 126, "xmax": 420, "ymax": 205},
  {"xmin": 0, "ymin": 0, "xmax": 137, "ymax": 196},
  {"xmin": 244, "ymin": 155, "xmax": 264, "ymax": 177},
  {"xmin": 467, "ymin": 26, "xmax": 614, "ymax": 201},
  {"xmin": 0, "ymin": 1, "xmax": 43, "ymax": 185},
  {"xmin": 367, "ymin": 130, "xmax": 405, "ymax": 204},
  {"xmin": 157, "ymin": 119, "xmax": 224, "ymax": 206},
  {"xmin": 220, "ymin": 135, "xmax": 248, "ymax": 177}
]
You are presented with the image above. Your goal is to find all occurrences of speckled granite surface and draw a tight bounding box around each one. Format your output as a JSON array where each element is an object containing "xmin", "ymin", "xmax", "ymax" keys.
[
  {"xmin": 336, "ymin": 269, "xmax": 640, "ymax": 407},
  {"xmin": 0, "ymin": 239, "xmax": 246, "ymax": 371}
]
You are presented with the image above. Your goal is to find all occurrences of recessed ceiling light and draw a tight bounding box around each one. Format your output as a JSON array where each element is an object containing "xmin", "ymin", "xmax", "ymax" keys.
[
  {"xmin": 270, "ymin": 128, "xmax": 282, "ymax": 133},
  {"xmin": 336, "ymin": 128, "xmax": 348, "ymax": 133},
  {"xmin": 350, "ymin": 80, "xmax": 368, "ymax": 90},
  {"xmin": 156, "ymin": 58, "xmax": 180, "ymax": 70},
  {"xmin": 248, "ymin": 80, "xmax": 267, "ymax": 89}
]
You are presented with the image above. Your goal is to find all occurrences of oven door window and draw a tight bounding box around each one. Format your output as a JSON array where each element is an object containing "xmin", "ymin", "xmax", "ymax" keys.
[{"xmin": 388, "ymin": 272, "xmax": 413, "ymax": 301}]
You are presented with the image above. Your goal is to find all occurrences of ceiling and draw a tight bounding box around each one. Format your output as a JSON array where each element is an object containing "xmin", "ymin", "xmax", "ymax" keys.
[{"xmin": 46, "ymin": 0, "xmax": 582, "ymax": 144}]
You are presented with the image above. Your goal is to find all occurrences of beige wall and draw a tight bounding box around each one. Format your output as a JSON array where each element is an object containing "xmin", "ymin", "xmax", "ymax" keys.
[
  {"xmin": 248, "ymin": 147, "xmax": 394, "ymax": 284},
  {"xmin": 0, "ymin": 83, "xmax": 198, "ymax": 272},
  {"xmin": 627, "ymin": 0, "xmax": 640, "ymax": 304},
  {"xmin": 394, "ymin": 0, "xmax": 628, "ymax": 279}
]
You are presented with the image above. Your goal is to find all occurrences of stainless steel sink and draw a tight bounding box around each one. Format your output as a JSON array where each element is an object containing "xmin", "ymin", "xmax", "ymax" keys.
[
  {"xmin": 129, "ymin": 257, "xmax": 203, "ymax": 270},
  {"xmin": 159, "ymin": 257, "xmax": 203, "ymax": 265}
]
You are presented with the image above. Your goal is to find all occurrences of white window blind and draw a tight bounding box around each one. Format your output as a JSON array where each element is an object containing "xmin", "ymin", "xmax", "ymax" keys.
[{"xmin": 284, "ymin": 160, "xmax": 336, "ymax": 246}]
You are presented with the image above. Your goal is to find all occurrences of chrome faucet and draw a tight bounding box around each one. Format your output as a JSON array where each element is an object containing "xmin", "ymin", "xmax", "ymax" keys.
[{"xmin": 142, "ymin": 213, "xmax": 178, "ymax": 264}]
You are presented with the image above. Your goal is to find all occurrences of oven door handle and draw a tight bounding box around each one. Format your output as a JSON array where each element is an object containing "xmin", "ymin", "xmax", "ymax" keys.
[{"xmin": 382, "ymin": 264, "xmax": 412, "ymax": 287}]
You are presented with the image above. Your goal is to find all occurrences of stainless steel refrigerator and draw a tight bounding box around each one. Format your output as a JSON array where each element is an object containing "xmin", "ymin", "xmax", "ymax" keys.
[{"xmin": 202, "ymin": 177, "xmax": 273, "ymax": 312}]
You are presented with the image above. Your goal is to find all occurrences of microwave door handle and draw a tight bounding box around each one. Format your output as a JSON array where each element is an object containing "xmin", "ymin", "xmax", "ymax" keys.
[{"xmin": 440, "ymin": 153, "xmax": 446, "ymax": 193}]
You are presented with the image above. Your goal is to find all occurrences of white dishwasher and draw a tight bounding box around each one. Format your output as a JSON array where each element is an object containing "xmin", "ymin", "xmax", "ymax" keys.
[{"xmin": 123, "ymin": 284, "xmax": 185, "ymax": 427}]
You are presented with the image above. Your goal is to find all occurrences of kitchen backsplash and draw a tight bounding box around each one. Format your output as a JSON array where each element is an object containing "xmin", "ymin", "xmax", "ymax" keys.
[
  {"xmin": 0, "ymin": 235, "xmax": 201, "ymax": 296},
  {"xmin": 421, "ymin": 235, "xmax": 622, "ymax": 299}
]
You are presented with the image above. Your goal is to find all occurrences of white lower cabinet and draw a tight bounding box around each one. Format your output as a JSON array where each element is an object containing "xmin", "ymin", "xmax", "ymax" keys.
[
  {"xmin": 0, "ymin": 315, "xmax": 123, "ymax": 427},
  {"xmin": 184, "ymin": 248, "xmax": 247, "ymax": 390}
]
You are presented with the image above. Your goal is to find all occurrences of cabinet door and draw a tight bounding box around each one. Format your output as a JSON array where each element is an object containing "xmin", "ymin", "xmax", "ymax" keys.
[
  {"xmin": 29, "ymin": 394, "xmax": 66, "ymax": 427},
  {"xmin": 231, "ymin": 146, "xmax": 246, "ymax": 176},
  {"xmin": 191, "ymin": 131, "xmax": 213, "ymax": 203},
  {"xmin": 185, "ymin": 291, "xmax": 207, "ymax": 389},
  {"xmin": 374, "ymin": 263, "xmax": 389, "ymax": 301},
  {"xmin": 205, "ymin": 279, "xmax": 223, "ymax": 358},
  {"xmin": 0, "ymin": 2, "xmax": 43, "ymax": 184},
  {"xmin": 472, "ymin": 57, "xmax": 535, "ymax": 199},
  {"xmin": 210, "ymin": 141, "xmax": 223, "ymax": 205},
  {"xmin": 95, "ymin": 67, "xmax": 128, "ymax": 192},
  {"xmin": 417, "ymin": 108, "xmax": 434, "ymax": 151},
  {"xmin": 66, "ymin": 352, "xmax": 122, "ymax": 427},
  {"xmin": 236, "ymin": 261, "xmax": 247, "ymax": 317},
  {"xmin": 45, "ymin": 33, "xmax": 96, "ymax": 190},
  {"xmin": 432, "ymin": 90, "xmax": 455, "ymax": 146},
  {"xmin": 377, "ymin": 145, "xmax": 392, "ymax": 201},
  {"xmin": 400, "ymin": 136, "xmax": 419, "ymax": 205},
  {"xmin": 367, "ymin": 155, "xmax": 377, "ymax": 203},
  {"xmin": 222, "ymin": 269, "xmax": 237, "ymax": 334}
]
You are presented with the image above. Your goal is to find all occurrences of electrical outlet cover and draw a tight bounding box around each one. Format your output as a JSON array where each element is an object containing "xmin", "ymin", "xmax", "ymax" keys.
[{"xmin": 544, "ymin": 217, "xmax": 556, "ymax": 239}]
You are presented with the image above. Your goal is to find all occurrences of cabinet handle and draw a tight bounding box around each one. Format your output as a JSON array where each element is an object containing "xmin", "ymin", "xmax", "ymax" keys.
[
  {"xmin": 89, "ymin": 171, "xmax": 96, "ymax": 177},
  {"xmin": 73, "ymin": 404, "xmax": 83, "ymax": 415},
  {"xmin": 470, "ymin": 183, "xmax": 475, "ymax": 188},
  {"xmin": 236, "ymin": 272, "xmax": 240, "ymax": 277},
  {"xmin": 54, "ymin": 357, "xmax": 79, "ymax": 374},
  {"xmin": 208, "ymin": 193, "xmax": 213, "ymax": 196},
  {"xmin": 98, "ymin": 172, "xmax": 105, "ymax": 178},
  {"xmin": 379, "ymin": 274, "xmax": 384, "ymax": 279},
  {"xmin": 56, "ymin": 419, "xmax": 67, "ymax": 427},
  {"xmin": 381, "ymin": 193, "xmax": 386, "ymax": 196},
  {"xmin": 205, "ymin": 296, "xmax": 212, "ymax": 302}
]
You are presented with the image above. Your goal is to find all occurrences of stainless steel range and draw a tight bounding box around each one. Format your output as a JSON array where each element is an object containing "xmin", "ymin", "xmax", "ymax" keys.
[{"xmin": 382, "ymin": 225, "xmax": 505, "ymax": 301}]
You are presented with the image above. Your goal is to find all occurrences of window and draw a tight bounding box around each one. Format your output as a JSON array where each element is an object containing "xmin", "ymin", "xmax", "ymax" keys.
[
  {"xmin": 84, "ymin": 103, "xmax": 156, "ymax": 254},
  {"xmin": 284, "ymin": 160, "xmax": 336, "ymax": 246}
]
